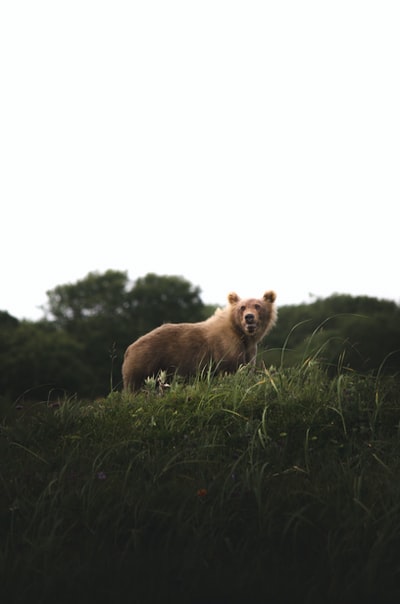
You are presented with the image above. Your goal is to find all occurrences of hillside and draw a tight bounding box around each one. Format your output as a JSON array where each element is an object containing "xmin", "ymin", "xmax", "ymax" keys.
[{"xmin": 1, "ymin": 365, "xmax": 400, "ymax": 603}]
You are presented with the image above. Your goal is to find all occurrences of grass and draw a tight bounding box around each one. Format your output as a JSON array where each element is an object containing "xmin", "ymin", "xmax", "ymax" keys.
[{"xmin": 1, "ymin": 363, "xmax": 400, "ymax": 603}]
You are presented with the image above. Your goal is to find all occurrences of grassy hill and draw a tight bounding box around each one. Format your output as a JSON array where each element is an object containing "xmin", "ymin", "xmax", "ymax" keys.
[{"xmin": 1, "ymin": 363, "xmax": 400, "ymax": 603}]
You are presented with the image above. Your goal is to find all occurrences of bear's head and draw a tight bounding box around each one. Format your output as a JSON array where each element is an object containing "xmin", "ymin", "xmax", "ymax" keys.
[{"xmin": 228, "ymin": 291, "xmax": 277, "ymax": 339}]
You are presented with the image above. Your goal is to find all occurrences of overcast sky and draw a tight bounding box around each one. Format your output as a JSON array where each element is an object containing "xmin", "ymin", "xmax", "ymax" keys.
[{"xmin": 1, "ymin": 0, "xmax": 399, "ymax": 321}]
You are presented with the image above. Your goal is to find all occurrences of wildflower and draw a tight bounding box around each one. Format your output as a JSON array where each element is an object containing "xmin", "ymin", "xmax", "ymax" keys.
[
  {"xmin": 197, "ymin": 488, "xmax": 208, "ymax": 498},
  {"xmin": 96, "ymin": 471, "xmax": 107, "ymax": 480}
]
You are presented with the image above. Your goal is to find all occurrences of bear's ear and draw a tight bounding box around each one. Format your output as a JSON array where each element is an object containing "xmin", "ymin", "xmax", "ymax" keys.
[
  {"xmin": 263, "ymin": 290, "xmax": 277, "ymax": 303},
  {"xmin": 228, "ymin": 292, "xmax": 240, "ymax": 305}
]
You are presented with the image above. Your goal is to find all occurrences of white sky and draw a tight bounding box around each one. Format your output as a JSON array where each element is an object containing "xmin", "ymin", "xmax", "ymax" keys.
[{"xmin": 1, "ymin": 0, "xmax": 399, "ymax": 321}]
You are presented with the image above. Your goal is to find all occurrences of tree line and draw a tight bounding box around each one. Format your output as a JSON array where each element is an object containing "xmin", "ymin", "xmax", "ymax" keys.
[{"xmin": 1, "ymin": 270, "xmax": 399, "ymax": 403}]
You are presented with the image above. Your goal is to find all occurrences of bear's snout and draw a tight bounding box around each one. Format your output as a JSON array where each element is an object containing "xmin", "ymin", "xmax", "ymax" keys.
[{"xmin": 244, "ymin": 313, "xmax": 257, "ymax": 333}]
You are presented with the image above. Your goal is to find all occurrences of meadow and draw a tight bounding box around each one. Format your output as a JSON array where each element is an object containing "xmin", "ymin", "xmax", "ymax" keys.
[{"xmin": 1, "ymin": 360, "xmax": 400, "ymax": 603}]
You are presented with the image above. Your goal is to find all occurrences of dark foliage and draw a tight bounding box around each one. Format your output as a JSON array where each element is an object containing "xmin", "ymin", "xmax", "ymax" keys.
[{"xmin": 264, "ymin": 293, "xmax": 400, "ymax": 374}]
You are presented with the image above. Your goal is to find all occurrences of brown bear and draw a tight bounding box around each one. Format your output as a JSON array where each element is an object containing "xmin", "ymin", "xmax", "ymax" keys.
[{"xmin": 122, "ymin": 290, "xmax": 277, "ymax": 392}]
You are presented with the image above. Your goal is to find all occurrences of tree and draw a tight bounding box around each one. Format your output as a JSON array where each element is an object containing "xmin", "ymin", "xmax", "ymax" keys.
[
  {"xmin": 127, "ymin": 272, "xmax": 206, "ymax": 335},
  {"xmin": 44, "ymin": 269, "xmax": 130, "ymax": 325},
  {"xmin": 263, "ymin": 294, "xmax": 400, "ymax": 374},
  {"xmin": 0, "ymin": 310, "xmax": 19, "ymax": 330},
  {"xmin": 0, "ymin": 320, "xmax": 92, "ymax": 401}
]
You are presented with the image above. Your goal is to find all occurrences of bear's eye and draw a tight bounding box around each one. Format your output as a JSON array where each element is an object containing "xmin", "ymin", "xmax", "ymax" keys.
[{"xmin": 254, "ymin": 304, "xmax": 261, "ymax": 311}]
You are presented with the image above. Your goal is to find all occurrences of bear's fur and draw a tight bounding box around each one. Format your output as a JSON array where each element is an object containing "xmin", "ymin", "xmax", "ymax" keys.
[{"xmin": 122, "ymin": 290, "xmax": 277, "ymax": 392}]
